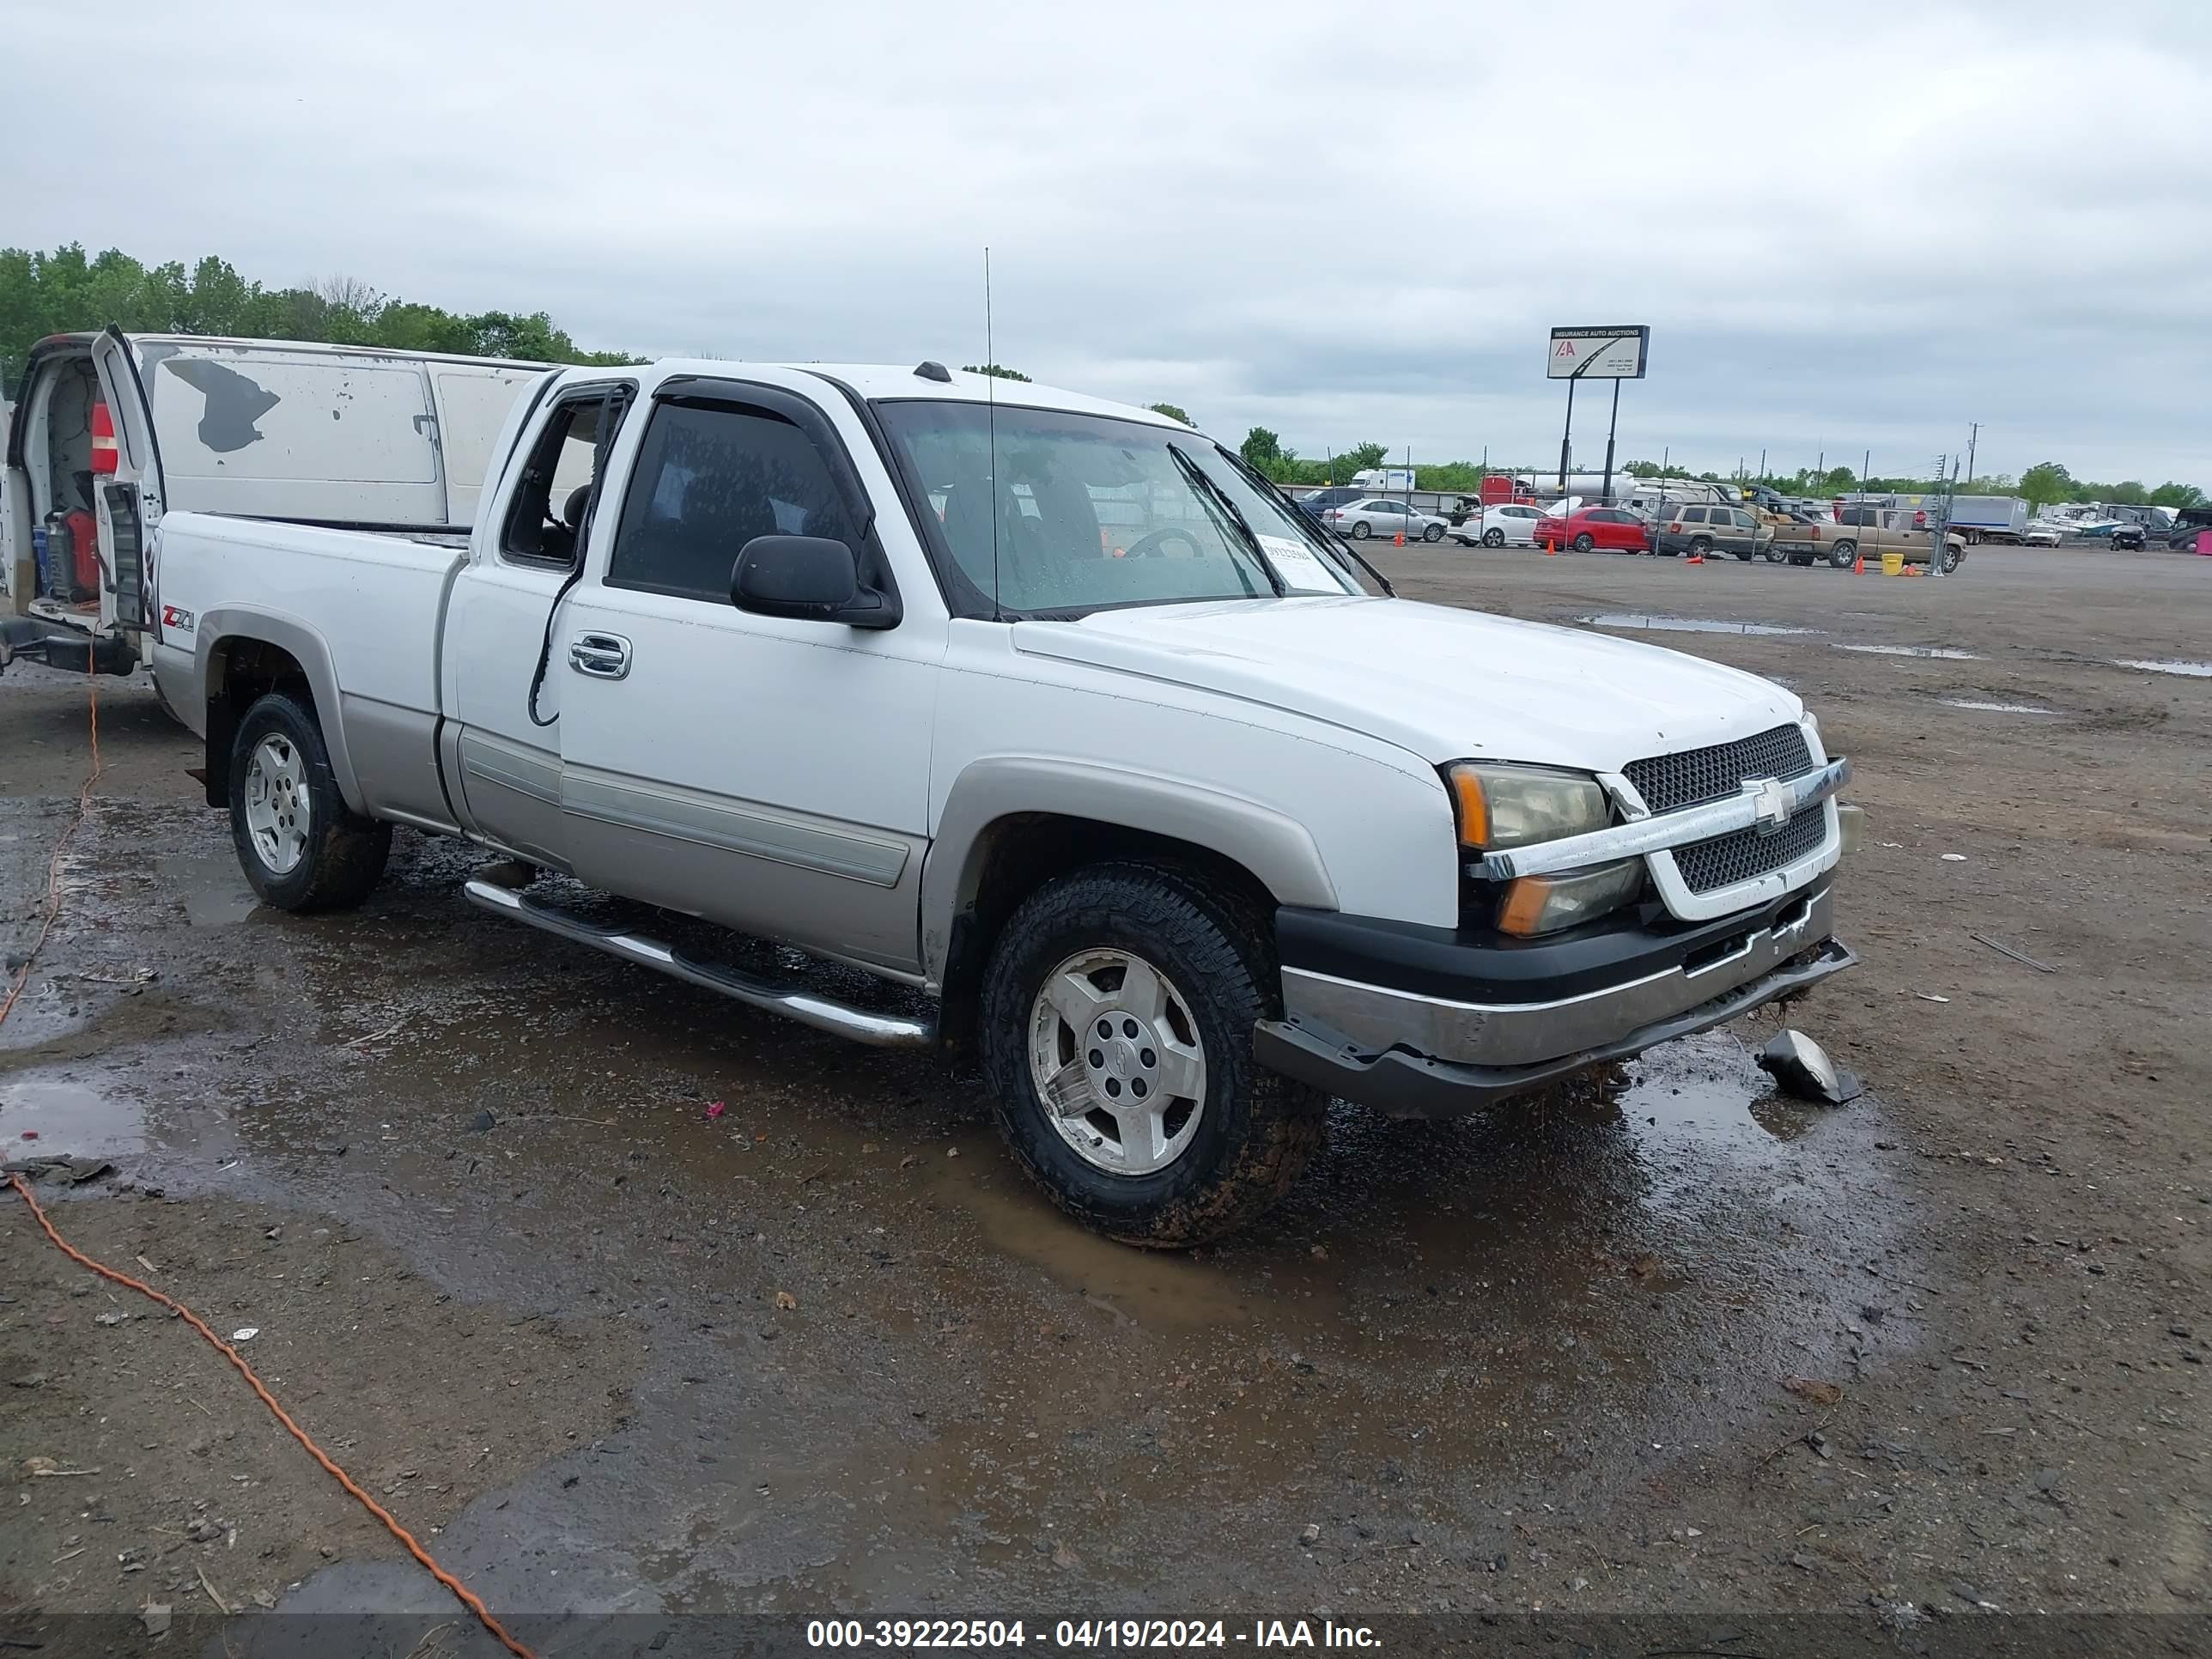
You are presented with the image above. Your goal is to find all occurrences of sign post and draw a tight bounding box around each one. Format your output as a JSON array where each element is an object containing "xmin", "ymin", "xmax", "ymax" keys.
[{"xmin": 1547, "ymin": 326, "xmax": 1649, "ymax": 501}]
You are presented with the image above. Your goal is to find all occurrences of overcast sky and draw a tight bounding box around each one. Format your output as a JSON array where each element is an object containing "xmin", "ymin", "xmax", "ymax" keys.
[{"xmin": 10, "ymin": 0, "xmax": 2209, "ymax": 484}]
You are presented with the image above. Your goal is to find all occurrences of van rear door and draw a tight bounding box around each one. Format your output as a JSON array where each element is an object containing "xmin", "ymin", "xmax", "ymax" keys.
[{"xmin": 90, "ymin": 330, "xmax": 167, "ymax": 653}]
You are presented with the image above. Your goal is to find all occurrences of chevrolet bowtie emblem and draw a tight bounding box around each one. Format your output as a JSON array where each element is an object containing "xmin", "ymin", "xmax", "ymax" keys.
[{"xmin": 1746, "ymin": 776, "xmax": 1791, "ymax": 836}]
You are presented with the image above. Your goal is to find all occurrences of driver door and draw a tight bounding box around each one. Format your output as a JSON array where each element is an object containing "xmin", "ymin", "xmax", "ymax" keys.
[{"xmin": 554, "ymin": 374, "xmax": 943, "ymax": 976}]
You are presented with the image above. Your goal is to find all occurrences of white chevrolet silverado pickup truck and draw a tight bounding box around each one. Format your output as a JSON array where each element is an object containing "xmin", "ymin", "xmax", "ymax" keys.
[{"xmin": 149, "ymin": 360, "xmax": 1857, "ymax": 1244}]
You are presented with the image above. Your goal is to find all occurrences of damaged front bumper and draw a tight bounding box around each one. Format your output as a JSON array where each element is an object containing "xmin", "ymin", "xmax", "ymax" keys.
[{"xmin": 1256, "ymin": 884, "xmax": 1855, "ymax": 1118}]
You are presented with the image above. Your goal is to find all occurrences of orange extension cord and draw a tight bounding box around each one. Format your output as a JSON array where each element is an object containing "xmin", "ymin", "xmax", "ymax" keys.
[{"xmin": 3, "ymin": 655, "xmax": 538, "ymax": 1659}]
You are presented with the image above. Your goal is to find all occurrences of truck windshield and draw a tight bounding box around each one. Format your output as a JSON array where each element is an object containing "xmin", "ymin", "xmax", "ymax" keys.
[{"xmin": 874, "ymin": 401, "xmax": 1362, "ymax": 618}]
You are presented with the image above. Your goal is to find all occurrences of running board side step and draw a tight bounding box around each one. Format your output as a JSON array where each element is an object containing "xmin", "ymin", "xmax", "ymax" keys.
[{"xmin": 462, "ymin": 878, "xmax": 936, "ymax": 1049}]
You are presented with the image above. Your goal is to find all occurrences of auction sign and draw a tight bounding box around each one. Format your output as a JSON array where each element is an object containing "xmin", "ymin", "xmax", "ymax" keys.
[{"xmin": 1547, "ymin": 325, "xmax": 1650, "ymax": 379}]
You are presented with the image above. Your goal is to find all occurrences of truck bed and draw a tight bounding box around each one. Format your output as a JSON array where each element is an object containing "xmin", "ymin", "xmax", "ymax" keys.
[{"xmin": 155, "ymin": 513, "xmax": 471, "ymax": 751}]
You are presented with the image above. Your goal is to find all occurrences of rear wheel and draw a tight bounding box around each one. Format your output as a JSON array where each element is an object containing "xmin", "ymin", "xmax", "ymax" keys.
[
  {"xmin": 1764, "ymin": 545, "xmax": 1787, "ymax": 563},
  {"xmin": 1733, "ymin": 548, "xmax": 1755, "ymax": 562},
  {"xmin": 1689, "ymin": 536, "xmax": 1713, "ymax": 558},
  {"xmin": 979, "ymin": 862, "xmax": 1327, "ymax": 1246},
  {"xmin": 1571, "ymin": 532, "xmax": 1595, "ymax": 552},
  {"xmin": 228, "ymin": 690, "xmax": 391, "ymax": 912},
  {"xmin": 1421, "ymin": 522, "xmax": 1444, "ymax": 543},
  {"xmin": 1827, "ymin": 539, "xmax": 1856, "ymax": 569},
  {"xmin": 1482, "ymin": 528, "xmax": 1505, "ymax": 548}
]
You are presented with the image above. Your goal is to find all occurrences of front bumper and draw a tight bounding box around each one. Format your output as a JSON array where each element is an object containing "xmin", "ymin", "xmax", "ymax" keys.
[{"xmin": 1257, "ymin": 883, "xmax": 1854, "ymax": 1118}]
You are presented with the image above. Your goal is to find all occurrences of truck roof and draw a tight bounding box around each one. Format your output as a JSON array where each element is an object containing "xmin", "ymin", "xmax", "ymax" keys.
[{"xmin": 602, "ymin": 360, "xmax": 1190, "ymax": 432}]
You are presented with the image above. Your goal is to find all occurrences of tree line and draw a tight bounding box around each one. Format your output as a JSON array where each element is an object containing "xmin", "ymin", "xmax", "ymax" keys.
[{"xmin": 0, "ymin": 243, "xmax": 637, "ymax": 397}]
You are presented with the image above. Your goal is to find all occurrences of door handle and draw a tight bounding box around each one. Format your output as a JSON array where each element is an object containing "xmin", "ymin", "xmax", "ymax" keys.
[{"xmin": 568, "ymin": 632, "xmax": 631, "ymax": 680}]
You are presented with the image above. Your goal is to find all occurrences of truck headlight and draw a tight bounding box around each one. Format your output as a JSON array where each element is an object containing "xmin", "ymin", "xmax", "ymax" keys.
[
  {"xmin": 1446, "ymin": 763, "xmax": 1609, "ymax": 850},
  {"xmin": 1495, "ymin": 860, "xmax": 1644, "ymax": 937},
  {"xmin": 1445, "ymin": 763, "xmax": 1643, "ymax": 937}
]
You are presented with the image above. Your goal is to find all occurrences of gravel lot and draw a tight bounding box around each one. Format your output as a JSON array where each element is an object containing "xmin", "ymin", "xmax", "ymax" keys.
[{"xmin": 3, "ymin": 544, "xmax": 2206, "ymax": 1655}]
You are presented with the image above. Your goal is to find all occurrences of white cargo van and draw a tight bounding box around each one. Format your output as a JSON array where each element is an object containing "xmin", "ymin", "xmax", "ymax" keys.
[{"xmin": 2, "ymin": 330, "xmax": 553, "ymax": 677}]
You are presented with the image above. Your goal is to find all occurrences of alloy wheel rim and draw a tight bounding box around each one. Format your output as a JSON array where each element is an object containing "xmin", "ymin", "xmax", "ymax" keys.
[
  {"xmin": 1027, "ymin": 948, "xmax": 1207, "ymax": 1176},
  {"xmin": 243, "ymin": 734, "xmax": 310, "ymax": 875}
]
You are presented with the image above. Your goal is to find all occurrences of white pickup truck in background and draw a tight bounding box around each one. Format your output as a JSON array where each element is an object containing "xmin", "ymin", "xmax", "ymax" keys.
[{"xmin": 149, "ymin": 360, "xmax": 1858, "ymax": 1244}]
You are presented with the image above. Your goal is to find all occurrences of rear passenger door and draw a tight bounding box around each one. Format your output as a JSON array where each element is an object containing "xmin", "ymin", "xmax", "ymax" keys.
[
  {"xmin": 444, "ymin": 380, "xmax": 631, "ymax": 866},
  {"xmin": 554, "ymin": 373, "xmax": 942, "ymax": 976}
]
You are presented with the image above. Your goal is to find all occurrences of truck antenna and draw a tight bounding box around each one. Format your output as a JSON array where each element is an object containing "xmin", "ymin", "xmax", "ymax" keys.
[{"xmin": 985, "ymin": 246, "xmax": 1000, "ymax": 624}]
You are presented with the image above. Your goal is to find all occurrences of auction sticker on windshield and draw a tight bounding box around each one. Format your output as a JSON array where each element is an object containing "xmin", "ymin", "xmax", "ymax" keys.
[{"xmin": 1256, "ymin": 535, "xmax": 1352, "ymax": 595}]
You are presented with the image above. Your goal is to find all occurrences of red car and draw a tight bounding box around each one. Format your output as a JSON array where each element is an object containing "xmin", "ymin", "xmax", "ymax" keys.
[{"xmin": 1532, "ymin": 507, "xmax": 1650, "ymax": 553}]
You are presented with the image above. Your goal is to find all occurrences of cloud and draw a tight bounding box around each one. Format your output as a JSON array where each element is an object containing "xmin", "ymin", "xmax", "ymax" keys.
[{"xmin": 9, "ymin": 0, "xmax": 2209, "ymax": 482}]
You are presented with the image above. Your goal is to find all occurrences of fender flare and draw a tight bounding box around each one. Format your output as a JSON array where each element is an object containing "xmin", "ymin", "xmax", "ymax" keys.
[
  {"xmin": 196, "ymin": 608, "xmax": 366, "ymax": 814},
  {"xmin": 920, "ymin": 756, "xmax": 1340, "ymax": 985}
]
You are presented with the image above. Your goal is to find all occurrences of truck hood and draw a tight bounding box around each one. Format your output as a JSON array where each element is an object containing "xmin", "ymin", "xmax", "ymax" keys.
[{"xmin": 1012, "ymin": 597, "xmax": 1806, "ymax": 772}]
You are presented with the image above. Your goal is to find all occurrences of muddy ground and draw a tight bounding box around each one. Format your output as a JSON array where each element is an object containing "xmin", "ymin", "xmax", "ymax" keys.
[{"xmin": 2, "ymin": 545, "xmax": 2206, "ymax": 1656}]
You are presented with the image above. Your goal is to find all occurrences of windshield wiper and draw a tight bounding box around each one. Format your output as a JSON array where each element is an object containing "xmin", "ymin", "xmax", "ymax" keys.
[
  {"xmin": 1167, "ymin": 443, "xmax": 1286, "ymax": 598},
  {"xmin": 1215, "ymin": 447, "xmax": 1396, "ymax": 598}
]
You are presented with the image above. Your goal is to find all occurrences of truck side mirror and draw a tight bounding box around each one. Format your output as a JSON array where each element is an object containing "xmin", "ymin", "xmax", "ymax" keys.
[{"xmin": 730, "ymin": 535, "xmax": 901, "ymax": 630}]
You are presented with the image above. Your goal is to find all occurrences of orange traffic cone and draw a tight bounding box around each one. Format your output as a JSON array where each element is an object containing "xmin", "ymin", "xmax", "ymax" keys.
[
  {"xmin": 1853, "ymin": 553, "xmax": 1864, "ymax": 574},
  {"xmin": 1395, "ymin": 532, "xmax": 1405, "ymax": 547}
]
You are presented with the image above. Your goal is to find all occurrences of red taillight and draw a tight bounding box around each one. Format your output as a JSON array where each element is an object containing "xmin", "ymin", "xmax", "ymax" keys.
[
  {"xmin": 1808, "ymin": 527, "xmax": 1821, "ymax": 540},
  {"xmin": 90, "ymin": 403, "xmax": 118, "ymax": 474}
]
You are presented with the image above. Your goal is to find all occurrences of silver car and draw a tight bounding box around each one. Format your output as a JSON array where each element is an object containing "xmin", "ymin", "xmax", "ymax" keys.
[{"xmin": 1322, "ymin": 497, "xmax": 1448, "ymax": 542}]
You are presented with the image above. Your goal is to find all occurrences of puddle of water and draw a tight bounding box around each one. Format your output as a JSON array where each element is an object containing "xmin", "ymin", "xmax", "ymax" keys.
[
  {"xmin": 1583, "ymin": 613, "xmax": 1818, "ymax": 636},
  {"xmin": 1833, "ymin": 643, "xmax": 1982, "ymax": 660},
  {"xmin": 1940, "ymin": 699, "xmax": 2054, "ymax": 714},
  {"xmin": 0, "ymin": 1076, "xmax": 146, "ymax": 1158},
  {"xmin": 156, "ymin": 847, "xmax": 261, "ymax": 927},
  {"xmin": 2116, "ymin": 659, "xmax": 2212, "ymax": 678}
]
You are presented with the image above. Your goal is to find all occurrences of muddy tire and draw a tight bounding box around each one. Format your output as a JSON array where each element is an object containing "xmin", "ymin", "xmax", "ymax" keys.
[
  {"xmin": 979, "ymin": 861, "xmax": 1327, "ymax": 1247},
  {"xmin": 1827, "ymin": 539, "xmax": 1856, "ymax": 569},
  {"xmin": 228, "ymin": 690, "xmax": 391, "ymax": 912}
]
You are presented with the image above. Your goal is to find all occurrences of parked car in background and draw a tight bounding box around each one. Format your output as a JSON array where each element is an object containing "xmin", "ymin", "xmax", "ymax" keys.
[
  {"xmin": 1652, "ymin": 502, "xmax": 1771, "ymax": 560},
  {"xmin": 1323, "ymin": 497, "xmax": 1448, "ymax": 542},
  {"xmin": 2166, "ymin": 507, "xmax": 2212, "ymax": 551},
  {"xmin": 1533, "ymin": 507, "xmax": 1650, "ymax": 554},
  {"xmin": 1296, "ymin": 486, "xmax": 1365, "ymax": 518},
  {"xmin": 1451, "ymin": 502, "xmax": 1547, "ymax": 548},
  {"xmin": 2111, "ymin": 522, "xmax": 2150, "ymax": 550},
  {"xmin": 2022, "ymin": 521, "xmax": 2065, "ymax": 546}
]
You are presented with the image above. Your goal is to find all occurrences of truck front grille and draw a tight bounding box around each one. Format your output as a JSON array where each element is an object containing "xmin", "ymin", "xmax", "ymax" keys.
[
  {"xmin": 1623, "ymin": 724, "xmax": 1814, "ymax": 814},
  {"xmin": 1673, "ymin": 805, "xmax": 1829, "ymax": 894}
]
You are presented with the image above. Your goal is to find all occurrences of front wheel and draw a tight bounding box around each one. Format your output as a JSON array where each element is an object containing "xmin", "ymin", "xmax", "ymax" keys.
[
  {"xmin": 979, "ymin": 862, "xmax": 1327, "ymax": 1246},
  {"xmin": 1827, "ymin": 539, "xmax": 1857, "ymax": 569},
  {"xmin": 1351, "ymin": 520, "xmax": 1372, "ymax": 540},
  {"xmin": 1421, "ymin": 522, "xmax": 1444, "ymax": 543},
  {"xmin": 228, "ymin": 690, "xmax": 391, "ymax": 911},
  {"xmin": 1482, "ymin": 528, "xmax": 1505, "ymax": 548},
  {"xmin": 1571, "ymin": 532, "xmax": 1595, "ymax": 552},
  {"xmin": 1941, "ymin": 543, "xmax": 1965, "ymax": 574}
]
